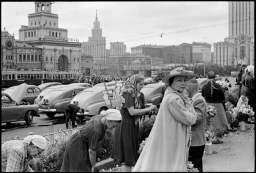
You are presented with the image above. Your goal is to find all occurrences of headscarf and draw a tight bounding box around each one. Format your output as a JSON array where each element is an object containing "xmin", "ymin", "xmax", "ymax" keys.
[
  {"xmin": 100, "ymin": 109, "xmax": 122, "ymax": 121},
  {"xmin": 207, "ymin": 71, "xmax": 221, "ymax": 97},
  {"xmin": 23, "ymin": 135, "xmax": 48, "ymax": 150},
  {"xmin": 245, "ymin": 65, "xmax": 254, "ymax": 78},
  {"xmin": 122, "ymin": 74, "xmax": 145, "ymax": 109}
]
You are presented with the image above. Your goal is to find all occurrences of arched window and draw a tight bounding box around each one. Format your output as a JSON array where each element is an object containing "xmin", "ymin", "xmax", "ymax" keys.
[
  {"xmin": 46, "ymin": 56, "xmax": 48, "ymax": 61},
  {"xmin": 56, "ymin": 32, "xmax": 57, "ymax": 37},
  {"xmin": 31, "ymin": 32, "xmax": 33, "ymax": 37},
  {"xmin": 51, "ymin": 56, "xmax": 52, "ymax": 61},
  {"xmin": 28, "ymin": 32, "xmax": 30, "ymax": 37},
  {"xmin": 52, "ymin": 32, "xmax": 54, "ymax": 37}
]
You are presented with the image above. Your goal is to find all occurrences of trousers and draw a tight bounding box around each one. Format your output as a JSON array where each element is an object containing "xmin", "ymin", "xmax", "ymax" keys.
[{"xmin": 188, "ymin": 145, "xmax": 205, "ymax": 172}]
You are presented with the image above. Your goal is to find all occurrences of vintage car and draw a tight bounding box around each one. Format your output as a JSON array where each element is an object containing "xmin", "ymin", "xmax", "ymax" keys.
[
  {"xmin": 93, "ymin": 81, "xmax": 123, "ymax": 87},
  {"xmin": 3, "ymin": 84, "xmax": 42, "ymax": 104},
  {"xmin": 71, "ymin": 86, "xmax": 117, "ymax": 120},
  {"xmin": 2, "ymin": 84, "xmax": 40, "ymax": 126},
  {"xmin": 141, "ymin": 81, "xmax": 166, "ymax": 107},
  {"xmin": 34, "ymin": 85, "xmax": 68, "ymax": 104},
  {"xmin": 144, "ymin": 77, "xmax": 154, "ymax": 85},
  {"xmin": 68, "ymin": 83, "xmax": 92, "ymax": 88},
  {"xmin": 37, "ymin": 85, "xmax": 87, "ymax": 118},
  {"xmin": 38, "ymin": 82, "xmax": 62, "ymax": 91}
]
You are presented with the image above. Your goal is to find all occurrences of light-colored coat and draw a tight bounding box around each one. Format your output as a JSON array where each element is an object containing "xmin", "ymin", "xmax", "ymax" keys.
[
  {"xmin": 132, "ymin": 87, "xmax": 197, "ymax": 172},
  {"xmin": 191, "ymin": 93, "xmax": 207, "ymax": 146}
]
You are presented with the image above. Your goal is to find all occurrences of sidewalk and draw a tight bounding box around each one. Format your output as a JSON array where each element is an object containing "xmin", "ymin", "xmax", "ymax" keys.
[{"xmin": 203, "ymin": 123, "xmax": 254, "ymax": 172}]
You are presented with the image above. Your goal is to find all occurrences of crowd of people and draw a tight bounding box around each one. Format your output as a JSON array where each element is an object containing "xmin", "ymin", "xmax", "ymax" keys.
[{"xmin": 1, "ymin": 64, "xmax": 254, "ymax": 172}]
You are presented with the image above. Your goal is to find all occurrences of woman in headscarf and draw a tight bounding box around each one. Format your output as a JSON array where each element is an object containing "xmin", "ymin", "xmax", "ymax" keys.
[
  {"xmin": 111, "ymin": 74, "xmax": 157, "ymax": 172},
  {"xmin": 240, "ymin": 65, "xmax": 254, "ymax": 122},
  {"xmin": 132, "ymin": 67, "xmax": 197, "ymax": 172},
  {"xmin": 201, "ymin": 71, "xmax": 234, "ymax": 144},
  {"xmin": 60, "ymin": 109, "xmax": 122, "ymax": 172},
  {"xmin": 1, "ymin": 135, "xmax": 47, "ymax": 172}
]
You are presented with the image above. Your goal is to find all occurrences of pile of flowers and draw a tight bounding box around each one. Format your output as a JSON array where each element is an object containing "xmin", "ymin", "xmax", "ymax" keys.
[
  {"xmin": 99, "ymin": 165, "xmax": 124, "ymax": 172},
  {"xmin": 187, "ymin": 161, "xmax": 199, "ymax": 172},
  {"xmin": 138, "ymin": 137, "xmax": 148, "ymax": 154},
  {"xmin": 206, "ymin": 104, "xmax": 217, "ymax": 119},
  {"xmin": 205, "ymin": 130, "xmax": 215, "ymax": 143},
  {"xmin": 216, "ymin": 80, "xmax": 230, "ymax": 89},
  {"xmin": 231, "ymin": 104, "xmax": 254, "ymax": 122}
]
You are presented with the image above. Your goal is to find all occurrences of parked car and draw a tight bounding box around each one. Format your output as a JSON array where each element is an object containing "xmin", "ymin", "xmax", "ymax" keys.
[
  {"xmin": 69, "ymin": 83, "xmax": 92, "ymax": 88},
  {"xmin": 34, "ymin": 85, "xmax": 68, "ymax": 104},
  {"xmin": 71, "ymin": 86, "xmax": 117, "ymax": 121},
  {"xmin": 37, "ymin": 86, "xmax": 87, "ymax": 118},
  {"xmin": 2, "ymin": 84, "xmax": 39, "ymax": 126},
  {"xmin": 141, "ymin": 82, "xmax": 165, "ymax": 107},
  {"xmin": 93, "ymin": 81, "xmax": 123, "ymax": 87},
  {"xmin": 144, "ymin": 77, "xmax": 154, "ymax": 85},
  {"xmin": 38, "ymin": 82, "xmax": 62, "ymax": 91},
  {"xmin": 3, "ymin": 84, "xmax": 42, "ymax": 104}
]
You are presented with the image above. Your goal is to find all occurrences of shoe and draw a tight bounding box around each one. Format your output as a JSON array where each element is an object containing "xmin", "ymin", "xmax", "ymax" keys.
[
  {"xmin": 212, "ymin": 139, "xmax": 223, "ymax": 144},
  {"xmin": 228, "ymin": 128, "xmax": 237, "ymax": 132}
]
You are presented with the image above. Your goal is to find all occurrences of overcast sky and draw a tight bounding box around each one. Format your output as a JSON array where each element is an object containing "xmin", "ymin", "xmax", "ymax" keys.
[{"xmin": 2, "ymin": 1, "xmax": 229, "ymax": 52}]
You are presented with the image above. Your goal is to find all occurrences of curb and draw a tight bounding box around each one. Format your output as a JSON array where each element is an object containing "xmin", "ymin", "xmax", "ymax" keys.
[{"xmin": 95, "ymin": 158, "xmax": 117, "ymax": 172}]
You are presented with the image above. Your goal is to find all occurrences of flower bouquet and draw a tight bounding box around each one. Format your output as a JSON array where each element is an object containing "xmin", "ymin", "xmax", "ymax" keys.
[
  {"xmin": 187, "ymin": 161, "xmax": 199, "ymax": 172},
  {"xmin": 216, "ymin": 80, "xmax": 230, "ymax": 90},
  {"xmin": 205, "ymin": 130, "xmax": 215, "ymax": 143},
  {"xmin": 206, "ymin": 105, "xmax": 217, "ymax": 119}
]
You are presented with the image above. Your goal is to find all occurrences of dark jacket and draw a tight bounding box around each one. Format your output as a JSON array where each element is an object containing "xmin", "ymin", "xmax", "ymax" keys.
[{"xmin": 201, "ymin": 80, "xmax": 225, "ymax": 103}]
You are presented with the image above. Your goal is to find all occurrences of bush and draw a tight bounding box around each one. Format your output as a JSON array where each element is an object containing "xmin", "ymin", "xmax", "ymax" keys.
[
  {"xmin": 96, "ymin": 129, "xmax": 113, "ymax": 162},
  {"xmin": 139, "ymin": 116, "xmax": 156, "ymax": 143}
]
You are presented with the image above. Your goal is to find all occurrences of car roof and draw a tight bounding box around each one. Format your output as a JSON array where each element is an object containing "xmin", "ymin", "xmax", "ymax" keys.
[
  {"xmin": 52, "ymin": 85, "xmax": 86, "ymax": 92},
  {"xmin": 82, "ymin": 85, "xmax": 114, "ymax": 93}
]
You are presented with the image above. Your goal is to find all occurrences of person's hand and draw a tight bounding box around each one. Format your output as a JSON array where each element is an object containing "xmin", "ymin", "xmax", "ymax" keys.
[{"xmin": 148, "ymin": 105, "xmax": 157, "ymax": 111}]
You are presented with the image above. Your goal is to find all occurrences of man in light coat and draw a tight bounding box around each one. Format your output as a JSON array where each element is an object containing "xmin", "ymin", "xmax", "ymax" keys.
[{"xmin": 186, "ymin": 78, "xmax": 207, "ymax": 172}]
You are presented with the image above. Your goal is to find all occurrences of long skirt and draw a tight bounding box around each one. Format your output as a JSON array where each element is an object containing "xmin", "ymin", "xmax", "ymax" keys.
[
  {"xmin": 207, "ymin": 102, "xmax": 229, "ymax": 136},
  {"xmin": 60, "ymin": 132, "xmax": 91, "ymax": 172}
]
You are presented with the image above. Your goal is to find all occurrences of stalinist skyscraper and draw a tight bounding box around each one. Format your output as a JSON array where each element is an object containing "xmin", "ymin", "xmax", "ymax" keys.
[{"xmin": 82, "ymin": 10, "xmax": 106, "ymax": 73}]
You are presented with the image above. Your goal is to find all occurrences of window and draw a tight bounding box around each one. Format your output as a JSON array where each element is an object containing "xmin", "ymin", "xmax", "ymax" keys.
[
  {"xmin": 35, "ymin": 55, "xmax": 37, "ymax": 61},
  {"xmin": 31, "ymin": 22, "xmax": 32, "ymax": 26},
  {"xmin": 39, "ymin": 55, "xmax": 41, "ymax": 61},
  {"xmin": 23, "ymin": 55, "xmax": 26, "ymax": 62},
  {"xmin": 59, "ymin": 33, "xmax": 61, "ymax": 38},
  {"xmin": 25, "ymin": 32, "xmax": 27, "ymax": 37},
  {"xmin": 34, "ymin": 31, "xmax": 36, "ymax": 37},
  {"xmin": 27, "ymin": 55, "xmax": 30, "ymax": 62},
  {"xmin": 19, "ymin": 54, "xmax": 22, "ymax": 62},
  {"xmin": 49, "ymin": 31, "xmax": 51, "ymax": 36},
  {"xmin": 50, "ymin": 22, "xmax": 51, "ymax": 25},
  {"xmin": 39, "ymin": 21, "xmax": 40, "ymax": 25},
  {"xmin": 51, "ymin": 56, "xmax": 52, "ymax": 61},
  {"xmin": 56, "ymin": 32, "xmax": 57, "ymax": 37},
  {"xmin": 31, "ymin": 32, "xmax": 33, "ymax": 37},
  {"xmin": 74, "ymin": 58, "xmax": 75, "ymax": 62},
  {"xmin": 54, "ymin": 23, "xmax": 55, "ymax": 26},
  {"xmin": 46, "ymin": 56, "xmax": 48, "ymax": 61},
  {"xmin": 52, "ymin": 32, "xmax": 54, "ymax": 37},
  {"xmin": 28, "ymin": 32, "xmax": 30, "ymax": 37},
  {"xmin": 31, "ymin": 55, "xmax": 34, "ymax": 62},
  {"xmin": 35, "ymin": 21, "xmax": 36, "ymax": 25}
]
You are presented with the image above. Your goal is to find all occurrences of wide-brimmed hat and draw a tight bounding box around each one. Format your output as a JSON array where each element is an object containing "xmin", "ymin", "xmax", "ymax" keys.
[{"xmin": 162, "ymin": 67, "xmax": 196, "ymax": 83}]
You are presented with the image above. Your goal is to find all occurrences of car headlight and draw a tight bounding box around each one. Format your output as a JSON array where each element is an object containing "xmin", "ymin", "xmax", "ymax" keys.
[
  {"xmin": 39, "ymin": 96, "xmax": 43, "ymax": 101},
  {"xmin": 73, "ymin": 101, "xmax": 79, "ymax": 105},
  {"xmin": 43, "ymin": 99, "xmax": 49, "ymax": 104}
]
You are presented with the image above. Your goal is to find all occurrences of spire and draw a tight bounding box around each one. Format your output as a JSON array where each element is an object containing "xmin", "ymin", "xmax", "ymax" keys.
[{"xmin": 96, "ymin": 9, "xmax": 98, "ymax": 21}]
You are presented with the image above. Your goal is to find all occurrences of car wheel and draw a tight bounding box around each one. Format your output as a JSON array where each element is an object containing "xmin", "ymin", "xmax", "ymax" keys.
[
  {"xmin": 25, "ymin": 111, "xmax": 34, "ymax": 126},
  {"xmin": 98, "ymin": 107, "xmax": 108, "ymax": 115},
  {"xmin": 46, "ymin": 112, "xmax": 56, "ymax": 118}
]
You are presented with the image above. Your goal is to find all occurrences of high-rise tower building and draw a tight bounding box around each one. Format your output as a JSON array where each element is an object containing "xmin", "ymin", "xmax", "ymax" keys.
[
  {"xmin": 110, "ymin": 42, "xmax": 126, "ymax": 55},
  {"xmin": 82, "ymin": 10, "xmax": 106, "ymax": 72},
  {"xmin": 213, "ymin": 1, "xmax": 254, "ymax": 66}
]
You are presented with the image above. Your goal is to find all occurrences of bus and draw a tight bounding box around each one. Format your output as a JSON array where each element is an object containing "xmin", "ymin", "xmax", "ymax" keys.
[{"xmin": 2, "ymin": 70, "xmax": 79, "ymax": 88}]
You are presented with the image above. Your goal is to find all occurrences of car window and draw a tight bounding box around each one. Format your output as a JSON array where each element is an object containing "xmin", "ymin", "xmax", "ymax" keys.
[
  {"xmin": 34, "ymin": 88, "xmax": 41, "ymax": 94},
  {"xmin": 43, "ymin": 90, "xmax": 63, "ymax": 100},
  {"xmin": 27, "ymin": 88, "xmax": 33, "ymax": 93},
  {"xmin": 72, "ymin": 89, "xmax": 84, "ymax": 97},
  {"xmin": 2, "ymin": 95, "xmax": 12, "ymax": 104}
]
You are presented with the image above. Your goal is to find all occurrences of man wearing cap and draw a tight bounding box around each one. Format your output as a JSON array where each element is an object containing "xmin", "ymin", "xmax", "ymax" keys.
[
  {"xmin": 186, "ymin": 79, "xmax": 207, "ymax": 172},
  {"xmin": 1, "ymin": 135, "xmax": 48, "ymax": 172},
  {"xmin": 60, "ymin": 109, "xmax": 122, "ymax": 172}
]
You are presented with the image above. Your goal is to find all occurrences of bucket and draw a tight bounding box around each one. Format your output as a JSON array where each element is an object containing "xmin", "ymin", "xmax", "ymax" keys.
[
  {"xmin": 205, "ymin": 143, "xmax": 214, "ymax": 154},
  {"xmin": 239, "ymin": 121, "xmax": 245, "ymax": 131}
]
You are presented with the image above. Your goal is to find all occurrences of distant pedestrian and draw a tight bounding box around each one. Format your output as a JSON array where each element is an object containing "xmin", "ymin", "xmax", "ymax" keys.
[{"xmin": 65, "ymin": 104, "xmax": 80, "ymax": 129}]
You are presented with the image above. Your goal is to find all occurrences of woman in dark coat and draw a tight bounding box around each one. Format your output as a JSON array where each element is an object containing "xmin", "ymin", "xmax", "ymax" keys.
[
  {"xmin": 112, "ymin": 74, "xmax": 157, "ymax": 172},
  {"xmin": 60, "ymin": 109, "xmax": 122, "ymax": 172},
  {"xmin": 201, "ymin": 71, "xmax": 234, "ymax": 144}
]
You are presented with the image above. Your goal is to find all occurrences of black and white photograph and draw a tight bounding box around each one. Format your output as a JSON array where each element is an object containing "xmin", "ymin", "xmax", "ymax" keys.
[{"xmin": 1, "ymin": 1, "xmax": 254, "ymax": 172}]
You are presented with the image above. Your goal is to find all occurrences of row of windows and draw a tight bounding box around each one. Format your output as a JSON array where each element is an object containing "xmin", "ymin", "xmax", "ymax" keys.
[
  {"xmin": 49, "ymin": 31, "xmax": 61, "ymax": 38},
  {"xmin": 19, "ymin": 54, "xmax": 41, "ymax": 62},
  {"xmin": 25, "ymin": 31, "xmax": 36, "ymax": 37},
  {"xmin": 30, "ymin": 20, "xmax": 56, "ymax": 27}
]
